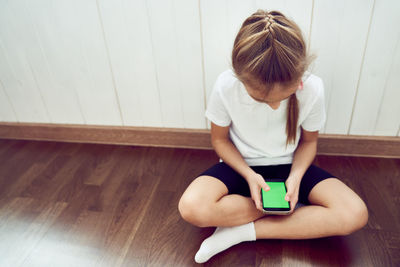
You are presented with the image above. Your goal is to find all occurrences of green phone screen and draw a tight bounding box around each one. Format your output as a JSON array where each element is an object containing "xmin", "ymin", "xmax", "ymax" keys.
[{"xmin": 262, "ymin": 181, "xmax": 290, "ymax": 208}]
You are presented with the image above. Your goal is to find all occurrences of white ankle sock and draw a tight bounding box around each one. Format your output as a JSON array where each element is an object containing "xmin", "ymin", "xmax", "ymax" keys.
[{"xmin": 194, "ymin": 222, "xmax": 256, "ymax": 263}]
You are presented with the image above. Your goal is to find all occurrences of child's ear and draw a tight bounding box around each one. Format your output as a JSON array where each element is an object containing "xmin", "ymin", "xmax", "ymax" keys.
[{"xmin": 299, "ymin": 81, "xmax": 304, "ymax": 90}]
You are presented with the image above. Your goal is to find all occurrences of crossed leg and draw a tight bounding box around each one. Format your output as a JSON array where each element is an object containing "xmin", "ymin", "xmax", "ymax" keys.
[
  {"xmin": 179, "ymin": 175, "xmax": 266, "ymax": 227},
  {"xmin": 179, "ymin": 176, "xmax": 368, "ymax": 263},
  {"xmin": 254, "ymin": 177, "xmax": 369, "ymax": 239},
  {"xmin": 179, "ymin": 176, "xmax": 368, "ymax": 238}
]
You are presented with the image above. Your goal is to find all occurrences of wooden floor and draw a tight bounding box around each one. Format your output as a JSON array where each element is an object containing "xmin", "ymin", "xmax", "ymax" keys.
[{"xmin": 0, "ymin": 139, "xmax": 399, "ymax": 267}]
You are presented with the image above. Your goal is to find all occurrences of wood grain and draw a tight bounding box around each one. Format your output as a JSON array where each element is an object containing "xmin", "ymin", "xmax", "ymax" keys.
[
  {"xmin": 0, "ymin": 122, "xmax": 399, "ymax": 158},
  {"xmin": 0, "ymin": 138, "xmax": 399, "ymax": 266}
]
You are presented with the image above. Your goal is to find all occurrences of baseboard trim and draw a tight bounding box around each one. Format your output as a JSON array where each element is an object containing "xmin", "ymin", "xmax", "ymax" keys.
[{"xmin": 0, "ymin": 122, "xmax": 399, "ymax": 158}]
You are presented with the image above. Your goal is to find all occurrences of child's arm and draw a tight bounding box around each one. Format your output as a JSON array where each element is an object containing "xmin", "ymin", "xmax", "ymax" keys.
[
  {"xmin": 211, "ymin": 122, "xmax": 269, "ymax": 211},
  {"xmin": 289, "ymin": 128, "xmax": 318, "ymax": 179},
  {"xmin": 210, "ymin": 122, "xmax": 256, "ymax": 179}
]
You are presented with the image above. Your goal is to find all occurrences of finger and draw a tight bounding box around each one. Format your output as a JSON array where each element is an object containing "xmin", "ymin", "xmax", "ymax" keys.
[
  {"xmin": 258, "ymin": 191, "xmax": 266, "ymax": 211},
  {"xmin": 258, "ymin": 201, "xmax": 263, "ymax": 211},
  {"xmin": 258, "ymin": 182, "xmax": 270, "ymax": 191},
  {"xmin": 290, "ymin": 201, "xmax": 294, "ymax": 213},
  {"xmin": 260, "ymin": 182, "xmax": 270, "ymax": 191},
  {"xmin": 290, "ymin": 200, "xmax": 297, "ymax": 212},
  {"xmin": 254, "ymin": 193, "xmax": 262, "ymax": 210},
  {"xmin": 252, "ymin": 195, "xmax": 259, "ymax": 208},
  {"xmin": 285, "ymin": 192, "xmax": 291, "ymax": 201},
  {"xmin": 254, "ymin": 198, "xmax": 262, "ymax": 211}
]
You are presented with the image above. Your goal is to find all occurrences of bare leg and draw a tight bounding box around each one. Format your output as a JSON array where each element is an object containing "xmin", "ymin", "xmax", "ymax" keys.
[
  {"xmin": 190, "ymin": 177, "xmax": 368, "ymax": 263},
  {"xmin": 254, "ymin": 178, "xmax": 369, "ymax": 239},
  {"xmin": 179, "ymin": 176, "xmax": 265, "ymax": 227},
  {"xmin": 211, "ymin": 194, "xmax": 266, "ymax": 227},
  {"xmin": 193, "ymin": 178, "xmax": 369, "ymax": 263}
]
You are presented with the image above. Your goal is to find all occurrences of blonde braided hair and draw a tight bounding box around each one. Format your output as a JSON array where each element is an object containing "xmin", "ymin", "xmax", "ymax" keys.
[
  {"xmin": 232, "ymin": 9, "xmax": 316, "ymax": 147},
  {"xmin": 264, "ymin": 14, "xmax": 274, "ymax": 32}
]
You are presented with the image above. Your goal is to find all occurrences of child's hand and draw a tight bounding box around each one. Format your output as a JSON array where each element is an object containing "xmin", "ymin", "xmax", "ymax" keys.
[
  {"xmin": 246, "ymin": 173, "xmax": 270, "ymax": 212},
  {"xmin": 285, "ymin": 175, "xmax": 301, "ymax": 213}
]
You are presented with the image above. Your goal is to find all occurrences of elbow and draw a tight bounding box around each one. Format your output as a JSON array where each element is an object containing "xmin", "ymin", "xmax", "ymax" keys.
[
  {"xmin": 295, "ymin": 140, "xmax": 318, "ymax": 158},
  {"xmin": 211, "ymin": 140, "xmax": 221, "ymax": 152},
  {"xmin": 298, "ymin": 139, "xmax": 318, "ymax": 148},
  {"xmin": 212, "ymin": 138, "xmax": 229, "ymax": 148}
]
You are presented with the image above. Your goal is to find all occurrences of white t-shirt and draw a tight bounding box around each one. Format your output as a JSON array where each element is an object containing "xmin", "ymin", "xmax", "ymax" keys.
[{"xmin": 205, "ymin": 69, "xmax": 326, "ymax": 166}]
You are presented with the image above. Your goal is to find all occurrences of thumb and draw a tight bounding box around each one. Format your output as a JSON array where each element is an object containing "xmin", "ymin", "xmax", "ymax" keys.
[
  {"xmin": 261, "ymin": 182, "xmax": 270, "ymax": 192},
  {"xmin": 285, "ymin": 184, "xmax": 294, "ymax": 201},
  {"xmin": 254, "ymin": 193, "xmax": 262, "ymax": 211},
  {"xmin": 257, "ymin": 199, "xmax": 263, "ymax": 211}
]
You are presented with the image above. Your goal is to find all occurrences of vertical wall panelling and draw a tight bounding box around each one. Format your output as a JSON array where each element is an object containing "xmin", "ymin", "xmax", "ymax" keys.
[
  {"xmin": 146, "ymin": 0, "xmax": 181, "ymax": 127},
  {"xmin": 374, "ymin": 35, "xmax": 400, "ymax": 136},
  {"xmin": 255, "ymin": 0, "xmax": 313, "ymax": 45},
  {"xmin": 171, "ymin": 0, "xmax": 205, "ymax": 129},
  {"xmin": 0, "ymin": 0, "xmax": 399, "ymax": 137},
  {"xmin": 349, "ymin": 0, "xmax": 400, "ymax": 135},
  {"xmin": 73, "ymin": 0, "xmax": 122, "ymax": 126},
  {"xmin": 200, "ymin": 0, "xmax": 263, "ymax": 130},
  {"xmin": 146, "ymin": 0, "xmax": 204, "ymax": 128},
  {"xmin": 197, "ymin": 0, "xmax": 208, "ymax": 128},
  {"xmin": 200, "ymin": 0, "xmax": 231, "ymax": 130},
  {"xmin": 226, "ymin": 1, "xmax": 257, "ymax": 55},
  {"xmin": 309, "ymin": 0, "xmax": 374, "ymax": 135},
  {"xmin": 0, "ymin": 79, "xmax": 17, "ymax": 121},
  {"xmin": 17, "ymin": 0, "xmax": 123, "ymax": 126},
  {"xmin": 0, "ymin": 1, "xmax": 50, "ymax": 123},
  {"xmin": 117, "ymin": 0, "xmax": 163, "ymax": 127},
  {"xmin": 23, "ymin": 0, "xmax": 84, "ymax": 124},
  {"xmin": 97, "ymin": 0, "xmax": 140, "ymax": 126},
  {"xmin": 97, "ymin": 0, "xmax": 160, "ymax": 127}
]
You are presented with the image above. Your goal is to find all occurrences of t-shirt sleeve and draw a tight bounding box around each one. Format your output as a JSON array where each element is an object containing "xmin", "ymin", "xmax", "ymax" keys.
[
  {"xmin": 205, "ymin": 76, "xmax": 232, "ymax": 127},
  {"xmin": 301, "ymin": 78, "xmax": 326, "ymax": 132}
]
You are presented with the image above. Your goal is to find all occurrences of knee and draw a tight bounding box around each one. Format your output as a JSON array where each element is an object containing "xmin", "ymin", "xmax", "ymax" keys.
[
  {"xmin": 178, "ymin": 194, "xmax": 212, "ymax": 228},
  {"xmin": 337, "ymin": 199, "xmax": 368, "ymax": 236}
]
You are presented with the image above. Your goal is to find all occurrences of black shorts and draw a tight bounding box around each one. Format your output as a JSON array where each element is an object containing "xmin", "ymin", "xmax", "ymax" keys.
[{"xmin": 197, "ymin": 162, "xmax": 338, "ymax": 204}]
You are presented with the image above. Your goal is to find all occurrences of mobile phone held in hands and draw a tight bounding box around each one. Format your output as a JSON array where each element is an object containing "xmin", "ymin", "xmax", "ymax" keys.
[{"xmin": 261, "ymin": 180, "xmax": 291, "ymax": 215}]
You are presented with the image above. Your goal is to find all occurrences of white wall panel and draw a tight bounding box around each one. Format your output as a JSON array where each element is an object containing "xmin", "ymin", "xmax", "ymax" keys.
[
  {"xmin": 145, "ymin": 0, "xmax": 204, "ymax": 128},
  {"xmin": 98, "ymin": 0, "xmax": 159, "ymax": 127},
  {"xmin": 310, "ymin": 0, "xmax": 374, "ymax": 134},
  {"xmin": 0, "ymin": 83, "xmax": 17, "ymax": 121},
  {"xmin": 200, "ymin": 0, "xmax": 232, "ymax": 130},
  {"xmin": 28, "ymin": 0, "xmax": 122, "ymax": 125},
  {"xmin": 0, "ymin": 0, "xmax": 399, "ymax": 137},
  {"xmin": 350, "ymin": 0, "xmax": 400, "ymax": 135},
  {"xmin": 227, "ymin": 1, "xmax": 257, "ymax": 55},
  {"xmin": 71, "ymin": 0, "xmax": 123, "ymax": 126},
  {"xmin": 0, "ymin": 1, "xmax": 50, "ymax": 123},
  {"xmin": 171, "ymin": 0, "xmax": 205, "ymax": 129},
  {"xmin": 374, "ymin": 35, "xmax": 400, "ymax": 136},
  {"xmin": 146, "ymin": 0, "xmax": 181, "ymax": 127},
  {"xmin": 255, "ymin": 0, "xmax": 313, "ymax": 46},
  {"xmin": 20, "ymin": 0, "xmax": 84, "ymax": 124}
]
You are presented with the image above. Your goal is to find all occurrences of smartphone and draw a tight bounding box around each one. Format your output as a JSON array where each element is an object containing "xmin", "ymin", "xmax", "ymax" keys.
[{"xmin": 261, "ymin": 180, "xmax": 291, "ymax": 215}]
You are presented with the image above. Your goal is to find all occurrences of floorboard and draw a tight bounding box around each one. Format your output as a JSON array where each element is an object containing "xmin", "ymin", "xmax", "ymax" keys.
[{"xmin": 0, "ymin": 139, "xmax": 399, "ymax": 266}]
